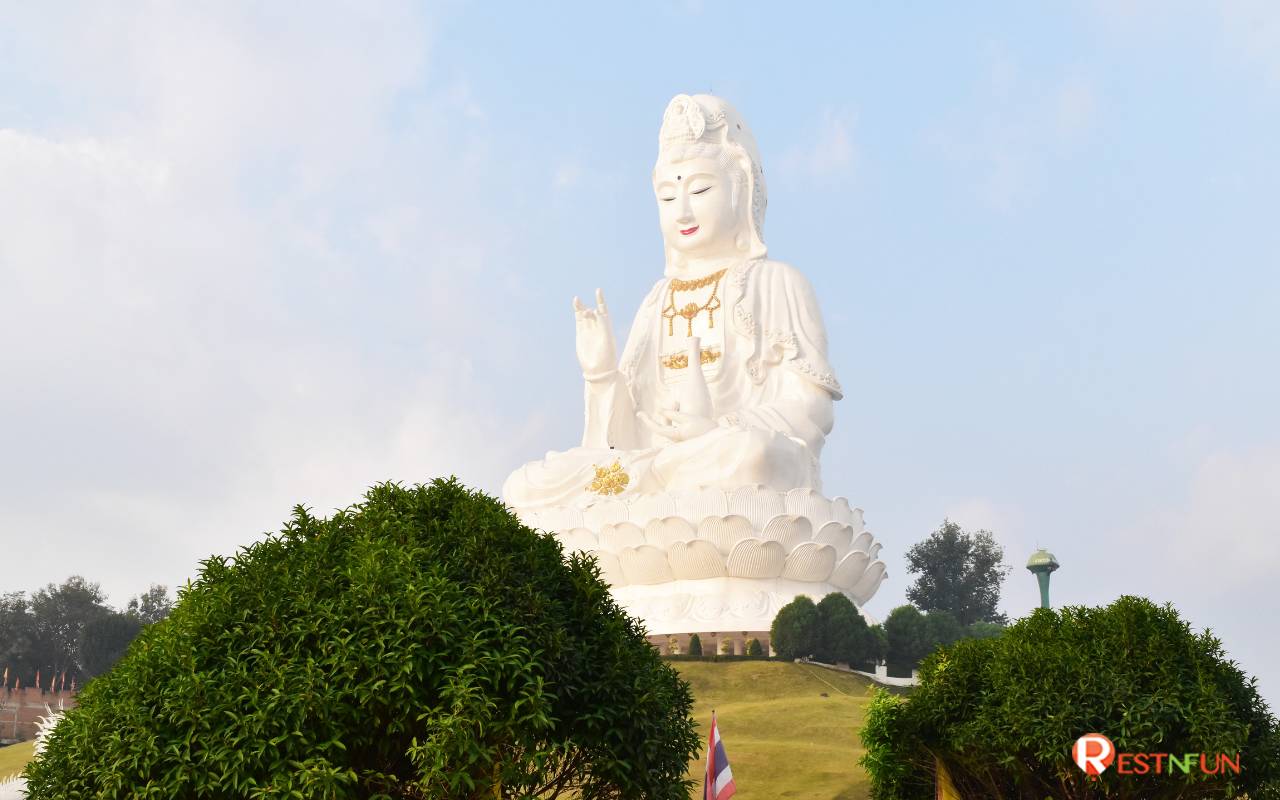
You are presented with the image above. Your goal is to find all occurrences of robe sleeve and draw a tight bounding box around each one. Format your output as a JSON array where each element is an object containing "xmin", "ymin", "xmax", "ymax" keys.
[{"xmin": 716, "ymin": 262, "xmax": 842, "ymax": 454}]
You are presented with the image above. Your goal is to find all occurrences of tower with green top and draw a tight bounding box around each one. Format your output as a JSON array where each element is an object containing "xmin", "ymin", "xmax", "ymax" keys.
[{"xmin": 1026, "ymin": 548, "xmax": 1060, "ymax": 609}]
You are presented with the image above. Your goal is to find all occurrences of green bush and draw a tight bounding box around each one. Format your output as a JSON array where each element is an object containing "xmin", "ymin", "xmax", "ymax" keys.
[
  {"xmin": 26, "ymin": 479, "xmax": 700, "ymax": 799},
  {"xmin": 687, "ymin": 633, "xmax": 703, "ymax": 656},
  {"xmin": 964, "ymin": 620, "xmax": 1005, "ymax": 640},
  {"xmin": 861, "ymin": 596, "xmax": 1280, "ymax": 800},
  {"xmin": 868, "ymin": 623, "xmax": 888, "ymax": 663},
  {"xmin": 883, "ymin": 605, "xmax": 930, "ymax": 667},
  {"xmin": 815, "ymin": 593, "xmax": 877, "ymax": 666},
  {"xmin": 884, "ymin": 605, "xmax": 968, "ymax": 670},
  {"xmin": 771, "ymin": 595, "xmax": 819, "ymax": 659},
  {"xmin": 746, "ymin": 638, "xmax": 763, "ymax": 656}
]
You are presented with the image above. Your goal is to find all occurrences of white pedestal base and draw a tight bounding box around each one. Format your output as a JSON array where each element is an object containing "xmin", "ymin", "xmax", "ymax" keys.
[{"xmin": 512, "ymin": 486, "xmax": 887, "ymax": 636}]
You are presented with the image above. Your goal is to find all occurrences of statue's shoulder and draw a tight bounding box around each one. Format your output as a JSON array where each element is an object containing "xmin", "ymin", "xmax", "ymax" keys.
[{"xmin": 752, "ymin": 259, "xmax": 818, "ymax": 295}]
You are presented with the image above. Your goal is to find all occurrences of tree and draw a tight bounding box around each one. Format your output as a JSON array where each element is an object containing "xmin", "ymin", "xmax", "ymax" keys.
[
  {"xmin": 868, "ymin": 624, "xmax": 888, "ymax": 663},
  {"xmin": 904, "ymin": 519, "xmax": 1010, "ymax": 625},
  {"xmin": 125, "ymin": 584, "xmax": 173, "ymax": 625},
  {"xmin": 923, "ymin": 610, "xmax": 963, "ymax": 650},
  {"xmin": 771, "ymin": 595, "xmax": 819, "ymax": 659},
  {"xmin": 79, "ymin": 612, "xmax": 143, "ymax": 679},
  {"xmin": 2, "ymin": 579, "xmax": 173, "ymax": 689},
  {"xmin": 746, "ymin": 638, "xmax": 763, "ymax": 656},
  {"xmin": 0, "ymin": 592, "xmax": 41, "ymax": 687},
  {"xmin": 687, "ymin": 633, "xmax": 703, "ymax": 656},
  {"xmin": 861, "ymin": 596, "xmax": 1280, "ymax": 800},
  {"xmin": 883, "ymin": 605, "xmax": 932, "ymax": 667},
  {"xmin": 815, "ymin": 593, "xmax": 876, "ymax": 666},
  {"xmin": 27, "ymin": 479, "xmax": 700, "ymax": 799},
  {"xmin": 29, "ymin": 576, "xmax": 112, "ymax": 678}
]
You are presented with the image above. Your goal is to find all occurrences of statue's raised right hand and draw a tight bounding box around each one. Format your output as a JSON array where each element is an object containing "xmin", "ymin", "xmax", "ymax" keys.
[{"xmin": 573, "ymin": 288, "xmax": 618, "ymax": 380}]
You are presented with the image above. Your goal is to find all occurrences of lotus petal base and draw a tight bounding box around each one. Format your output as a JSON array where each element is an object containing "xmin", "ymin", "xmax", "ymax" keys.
[{"xmin": 512, "ymin": 486, "xmax": 888, "ymax": 636}]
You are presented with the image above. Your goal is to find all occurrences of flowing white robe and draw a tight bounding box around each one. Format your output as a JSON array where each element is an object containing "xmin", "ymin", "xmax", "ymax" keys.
[{"xmin": 503, "ymin": 258, "xmax": 843, "ymax": 509}]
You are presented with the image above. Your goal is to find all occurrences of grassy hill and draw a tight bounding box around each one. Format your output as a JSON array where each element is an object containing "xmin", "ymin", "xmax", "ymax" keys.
[
  {"xmin": 672, "ymin": 659, "xmax": 876, "ymax": 799},
  {"xmin": 0, "ymin": 740, "xmax": 34, "ymax": 782},
  {"xmin": 0, "ymin": 662, "xmax": 879, "ymax": 797}
]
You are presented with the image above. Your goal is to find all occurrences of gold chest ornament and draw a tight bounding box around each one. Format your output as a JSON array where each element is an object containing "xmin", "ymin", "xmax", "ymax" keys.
[{"xmin": 661, "ymin": 268, "xmax": 726, "ymax": 337}]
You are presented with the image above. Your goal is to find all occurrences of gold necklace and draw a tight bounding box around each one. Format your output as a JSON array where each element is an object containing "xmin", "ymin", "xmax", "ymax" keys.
[{"xmin": 662, "ymin": 268, "xmax": 727, "ymax": 336}]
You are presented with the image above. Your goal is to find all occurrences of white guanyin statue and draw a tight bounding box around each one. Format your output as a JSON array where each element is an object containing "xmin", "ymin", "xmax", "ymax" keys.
[{"xmin": 503, "ymin": 94, "xmax": 886, "ymax": 643}]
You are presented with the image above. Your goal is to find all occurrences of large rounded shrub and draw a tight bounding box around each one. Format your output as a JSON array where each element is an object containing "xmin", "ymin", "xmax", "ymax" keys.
[
  {"xmin": 860, "ymin": 596, "xmax": 1280, "ymax": 799},
  {"xmin": 770, "ymin": 595, "xmax": 818, "ymax": 659},
  {"xmin": 26, "ymin": 479, "xmax": 699, "ymax": 799}
]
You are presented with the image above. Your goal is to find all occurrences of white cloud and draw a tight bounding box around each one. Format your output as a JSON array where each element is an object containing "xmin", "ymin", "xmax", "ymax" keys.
[
  {"xmin": 0, "ymin": 5, "xmax": 542, "ymax": 607},
  {"xmin": 1161, "ymin": 445, "xmax": 1280, "ymax": 584},
  {"xmin": 1080, "ymin": 443, "xmax": 1280, "ymax": 707}
]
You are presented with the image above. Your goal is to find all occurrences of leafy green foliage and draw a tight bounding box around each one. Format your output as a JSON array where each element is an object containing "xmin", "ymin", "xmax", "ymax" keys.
[
  {"xmin": 125, "ymin": 584, "xmax": 174, "ymax": 625},
  {"xmin": 814, "ymin": 593, "xmax": 877, "ymax": 667},
  {"xmin": 883, "ymin": 605, "xmax": 930, "ymax": 668},
  {"xmin": 1, "ymin": 577, "xmax": 163, "ymax": 687},
  {"xmin": 904, "ymin": 519, "xmax": 1010, "ymax": 625},
  {"xmin": 688, "ymin": 633, "xmax": 703, "ymax": 656},
  {"xmin": 964, "ymin": 620, "xmax": 1005, "ymax": 640},
  {"xmin": 746, "ymin": 638, "xmax": 763, "ymax": 657},
  {"xmin": 25, "ymin": 479, "xmax": 700, "ymax": 799},
  {"xmin": 867, "ymin": 624, "xmax": 888, "ymax": 663},
  {"xmin": 861, "ymin": 596, "xmax": 1280, "ymax": 800},
  {"xmin": 78, "ymin": 612, "xmax": 142, "ymax": 679},
  {"xmin": 771, "ymin": 595, "xmax": 819, "ymax": 659},
  {"xmin": 884, "ymin": 606, "xmax": 1000, "ymax": 671},
  {"xmin": 922, "ymin": 609, "xmax": 962, "ymax": 650}
]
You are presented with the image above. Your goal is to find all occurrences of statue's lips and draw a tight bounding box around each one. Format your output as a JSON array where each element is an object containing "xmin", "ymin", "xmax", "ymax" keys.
[{"xmin": 680, "ymin": 225, "xmax": 699, "ymax": 236}]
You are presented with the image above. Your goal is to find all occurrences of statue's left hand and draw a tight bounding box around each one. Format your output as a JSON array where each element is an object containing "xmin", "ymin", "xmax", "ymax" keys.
[{"xmin": 639, "ymin": 408, "xmax": 717, "ymax": 443}]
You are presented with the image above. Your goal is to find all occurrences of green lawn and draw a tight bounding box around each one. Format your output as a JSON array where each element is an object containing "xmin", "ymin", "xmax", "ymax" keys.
[
  {"xmin": 672, "ymin": 660, "xmax": 875, "ymax": 799},
  {"xmin": 0, "ymin": 740, "xmax": 34, "ymax": 782}
]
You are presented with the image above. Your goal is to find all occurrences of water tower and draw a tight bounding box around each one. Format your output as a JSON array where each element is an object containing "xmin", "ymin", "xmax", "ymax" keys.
[{"xmin": 1026, "ymin": 548, "xmax": 1060, "ymax": 609}]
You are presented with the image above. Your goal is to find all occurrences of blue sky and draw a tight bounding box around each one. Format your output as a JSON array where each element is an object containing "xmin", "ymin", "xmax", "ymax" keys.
[{"xmin": 2, "ymin": 3, "xmax": 1277, "ymax": 704}]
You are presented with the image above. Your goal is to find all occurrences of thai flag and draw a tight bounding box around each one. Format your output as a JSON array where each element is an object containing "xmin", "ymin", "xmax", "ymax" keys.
[{"xmin": 704, "ymin": 711, "xmax": 737, "ymax": 800}]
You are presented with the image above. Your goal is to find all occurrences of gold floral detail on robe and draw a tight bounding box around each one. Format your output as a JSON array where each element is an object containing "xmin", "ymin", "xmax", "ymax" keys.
[
  {"xmin": 661, "ymin": 348, "xmax": 722, "ymax": 370},
  {"xmin": 588, "ymin": 461, "xmax": 630, "ymax": 495}
]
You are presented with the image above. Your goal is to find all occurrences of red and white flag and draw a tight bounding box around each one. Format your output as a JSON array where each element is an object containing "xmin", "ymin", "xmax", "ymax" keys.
[{"xmin": 704, "ymin": 711, "xmax": 737, "ymax": 800}]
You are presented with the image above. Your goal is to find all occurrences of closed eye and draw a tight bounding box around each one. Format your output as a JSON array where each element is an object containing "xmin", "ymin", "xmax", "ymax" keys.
[
  {"xmin": 691, "ymin": 186, "xmax": 712, "ymax": 195},
  {"xmin": 660, "ymin": 196, "xmax": 676, "ymax": 202}
]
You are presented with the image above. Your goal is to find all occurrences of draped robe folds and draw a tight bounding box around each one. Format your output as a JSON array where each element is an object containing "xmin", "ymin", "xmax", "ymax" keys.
[{"xmin": 502, "ymin": 259, "xmax": 844, "ymax": 510}]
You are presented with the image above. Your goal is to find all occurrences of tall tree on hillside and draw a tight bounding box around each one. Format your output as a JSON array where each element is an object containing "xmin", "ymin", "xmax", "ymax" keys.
[
  {"xmin": 905, "ymin": 519, "xmax": 1010, "ymax": 625},
  {"xmin": 884, "ymin": 605, "xmax": 933, "ymax": 667},
  {"xmin": 771, "ymin": 595, "xmax": 819, "ymax": 659},
  {"xmin": 0, "ymin": 592, "xmax": 43, "ymax": 685},
  {"xmin": 29, "ymin": 576, "xmax": 113, "ymax": 680},
  {"xmin": 815, "ymin": 593, "xmax": 877, "ymax": 666},
  {"xmin": 125, "ymin": 585, "xmax": 173, "ymax": 625},
  {"xmin": 80, "ymin": 612, "xmax": 144, "ymax": 678}
]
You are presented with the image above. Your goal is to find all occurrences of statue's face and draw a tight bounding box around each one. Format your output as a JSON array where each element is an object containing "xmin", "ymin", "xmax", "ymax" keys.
[{"xmin": 653, "ymin": 156, "xmax": 742, "ymax": 259}]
